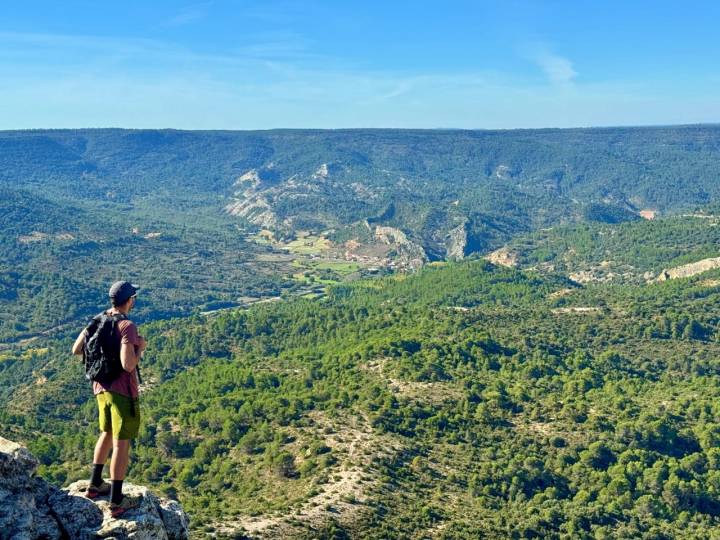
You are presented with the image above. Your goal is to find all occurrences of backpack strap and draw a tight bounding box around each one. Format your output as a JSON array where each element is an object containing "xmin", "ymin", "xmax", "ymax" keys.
[
  {"xmin": 105, "ymin": 313, "xmax": 128, "ymax": 359},
  {"xmin": 108, "ymin": 312, "xmax": 127, "ymax": 334}
]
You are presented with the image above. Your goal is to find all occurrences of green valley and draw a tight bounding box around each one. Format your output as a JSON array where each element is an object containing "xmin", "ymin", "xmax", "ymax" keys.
[{"xmin": 4, "ymin": 127, "xmax": 720, "ymax": 538}]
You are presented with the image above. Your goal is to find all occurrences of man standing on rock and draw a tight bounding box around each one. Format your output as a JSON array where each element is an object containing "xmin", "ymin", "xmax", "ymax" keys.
[{"xmin": 72, "ymin": 281, "xmax": 146, "ymax": 518}]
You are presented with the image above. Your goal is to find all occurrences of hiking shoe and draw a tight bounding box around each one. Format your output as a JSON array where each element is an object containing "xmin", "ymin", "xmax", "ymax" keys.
[
  {"xmin": 110, "ymin": 494, "xmax": 141, "ymax": 518},
  {"xmin": 85, "ymin": 481, "xmax": 111, "ymax": 499}
]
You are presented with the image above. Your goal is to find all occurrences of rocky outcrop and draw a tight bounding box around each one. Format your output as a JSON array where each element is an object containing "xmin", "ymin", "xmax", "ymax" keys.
[
  {"xmin": 484, "ymin": 246, "xmax": 518, "ymax": 268},
  {"xmin": 0, "ymin": 438, "xmax": 60, "ymax": 540},
  {"xmin": 374, "ymin": 226, "xmax": 428, "ymax": 270},
  {"xmin": 226, "ymin": 168, "xmax": 334, "ymax": 230},
  {"xmin": 225, "ymin": 194, "xmax": 278, "ymax": 228},
  {"xmin": 639, "ymin": 209, "xmax": 658, "ymax": 220},
  {"xmin": 445, "ymin": 222, "xmax": 467, "ymax": 260},
  {"xmin": 312, "ymin": 163, "xmax": 329, "ymax": 180},
  {"xmin": 225, "ymin": 170, "xmax": 279, "ymax": 228},
  {"xmin": 0, "ymin": 436, "xmax": 189, "ymax": 540},
  {"xmin": 654, "ymin": 257, "xmax": 720, "ymax": 282},
  {"xmin": 494, "ymin": 164, "xmax": 512, "ymax": 180}
]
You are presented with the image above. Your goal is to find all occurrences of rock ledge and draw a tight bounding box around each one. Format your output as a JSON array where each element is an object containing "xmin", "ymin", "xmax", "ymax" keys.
[{"xmin": 0, "ymin": 436, "xmax": 189, "ymax": 540}]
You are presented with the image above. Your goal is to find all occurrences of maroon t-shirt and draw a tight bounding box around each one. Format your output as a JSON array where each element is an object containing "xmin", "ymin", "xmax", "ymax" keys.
[{"xmin": 92, "ymin": 313, "xmax": 141, "ymax": 399}]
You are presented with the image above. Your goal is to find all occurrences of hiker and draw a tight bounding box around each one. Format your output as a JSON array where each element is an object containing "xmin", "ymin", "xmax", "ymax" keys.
[{"xmin": 71, "ymin": 281, "xmax": 146, "ymax": 518}]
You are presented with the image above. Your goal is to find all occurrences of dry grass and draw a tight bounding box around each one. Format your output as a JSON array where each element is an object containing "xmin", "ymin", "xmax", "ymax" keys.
[{"xmin": 213, "ymin": 410, "xmax": 403, "ymax": 538}]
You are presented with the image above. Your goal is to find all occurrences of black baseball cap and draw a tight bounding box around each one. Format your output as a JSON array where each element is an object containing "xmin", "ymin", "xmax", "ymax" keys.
[{"xmin": 109, "ymin": 281, "xmax": 140, "ymax": 304}]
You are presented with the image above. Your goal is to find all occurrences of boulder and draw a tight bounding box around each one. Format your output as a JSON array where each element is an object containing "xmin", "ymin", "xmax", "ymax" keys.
[
  {"xmin": 0, "ymin": 436, "xmax": 189, "ymax": 540},
  {"xmin": 0, "ymin": 437, "xmax": 62, "ymax": 540}
]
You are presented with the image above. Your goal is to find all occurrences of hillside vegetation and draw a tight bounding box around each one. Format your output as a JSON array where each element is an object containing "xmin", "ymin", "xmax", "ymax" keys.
[
  {"xmin": 4, "ymin": 126, "xmax": 720, "ymax": 342},
  {"xmin": 0, "ymin": 186, "xmax": 290, "ymax": 342},
  {"xmin": 4, "ymin": 127, "xmax": 720, "ymax": 537},
  {"xmin": 3, "ymin": 259, "xmax": 720, "ymax": 537},
  {"xmin": 503, "ymin": 214, "xmax": 720, "ymax": 284},
  {"xmin": 4, "ymin": 127, "xmax": 720, "ymax": 257}
]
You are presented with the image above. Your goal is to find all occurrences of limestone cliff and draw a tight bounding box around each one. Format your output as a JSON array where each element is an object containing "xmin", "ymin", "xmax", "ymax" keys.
[
  {"xmin": 654, "ymin": 257, "xmax": 720, "ymax": 282},
  {"xmin": 225, "ymin": 169, "xmax": 279, "ymax": 228},
  {"xmin": 0, "ymin": 437, "xmax": 189, "ymax": 540},
  {"xmin": 374, "ymin": 226, "xmax": 428, "ymax": 270},
  {"xmin": 445, "ymin": 222, "xmax": 468, "ymax": 260}
]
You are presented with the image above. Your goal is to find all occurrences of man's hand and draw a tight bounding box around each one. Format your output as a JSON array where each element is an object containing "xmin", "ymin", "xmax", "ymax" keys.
[{"xmin": 137, "ymin": 336, "xmax": 147, "ymax": 352}]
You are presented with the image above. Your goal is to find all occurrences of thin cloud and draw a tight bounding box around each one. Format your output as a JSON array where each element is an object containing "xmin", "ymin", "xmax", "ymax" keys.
[
  {"xmin": 523, "ymin": 44, "xmax": 577, "ymax": 86},
  {"xmin": 6, "ymin": 31, "xmax": 710, "ymax": 129},
  {"xmin": 0, "ymin": 31, "xmax": 177, "ymax": 57},
  {"xmin": 231, "ymin": 33, "xmax": 319, "ymax": 62},
  {"xmin": 380, "ymin": 80, "xmax": 415, "ymax": 100},
  {"xmin": 0, "ymin": 29, "xmax": 309, "ymax": 78},
  {"xmin": 365, "ymin": 73, "xmax": 500, "ymax": 104},
  {"xmin": 162, "ymin": 2, "xmax": 213, "ymax": 28}
]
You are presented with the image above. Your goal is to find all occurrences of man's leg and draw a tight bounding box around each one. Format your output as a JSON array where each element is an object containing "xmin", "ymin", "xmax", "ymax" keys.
[
  {"xmin": 110, "ymin": 439, "xmax": 130, "ymax": 481},
  {"xmin": 110, "ymin": 439, "xmax": 131, "ymax": 505},
  {"xmin": 89, "ymin": 431, "xmax": 113, "ymax": 487},
  {"xmin": 88, "ymin": 394, "xmax": 114, "ymax": 496},
  {"xmin": 93, "ymin": 431, "xmax": 113, "ymax": 465},
  {"xmin": 107, "ymin": 392, "xmax": 140, "ymax": 514}
]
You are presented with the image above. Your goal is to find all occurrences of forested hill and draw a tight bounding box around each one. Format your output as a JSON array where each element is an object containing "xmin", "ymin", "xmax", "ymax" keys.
[
  {"xmin": 4, "ymin": 259, "xmax": 720, "ymax": 537},
  {"xmin": 498, "ymin": 213, "xmax": 720, "ymax": 284},
  {"xmin": 5, "ymin": 125, "xmax": 720, "ymax": 343},
  {"xmin": 3, "ymin": 126, "xmax": 720, "ymax": 259},
  {"xmin": 5, "ymin": 126, "xmax": 720, "ymax": 537}
]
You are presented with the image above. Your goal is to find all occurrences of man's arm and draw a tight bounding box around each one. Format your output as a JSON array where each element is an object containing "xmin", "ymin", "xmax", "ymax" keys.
[
  {"xmin": 120, "ymin": 336, "xmax": 146, "ymax": 373},
  {"xmin": 71, "ymin": 331, "xmax": 86, "ymax": 356}
]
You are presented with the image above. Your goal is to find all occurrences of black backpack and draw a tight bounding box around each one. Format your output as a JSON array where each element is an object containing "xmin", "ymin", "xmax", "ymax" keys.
[{"xmin": 82, "ymin": 312, "xmax": 127, "ymax": 385}]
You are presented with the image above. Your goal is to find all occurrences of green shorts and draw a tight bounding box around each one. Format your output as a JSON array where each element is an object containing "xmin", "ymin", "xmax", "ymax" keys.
[{"xmin": 96, "ymin": 391, "xmax": 140, "ymax": 440}]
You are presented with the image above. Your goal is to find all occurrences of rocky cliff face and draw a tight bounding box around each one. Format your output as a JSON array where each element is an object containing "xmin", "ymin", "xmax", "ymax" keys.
[
  {"xmin": 224, "ymin": 169, "xmax": 280, "ymax": 228},
  {"xmin": 374, "ymin": 226, "xmax": 428, "ymax": 270},
  {"xmin": 654, "ymin": 256, "xmax": 720, "ymax": 282},
  {"xmin": 445, "ymin": 222, "xmax": 468, "ymax": 260},
  {"xmin": 0, "ymin": 437, "xmax": 189, "ymax": 540}
]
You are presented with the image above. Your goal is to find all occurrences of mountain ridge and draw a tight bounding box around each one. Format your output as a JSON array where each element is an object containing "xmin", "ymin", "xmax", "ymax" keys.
[{"xmin": 2, "ymin": 125, "xmax": 718, "ymax": 308}]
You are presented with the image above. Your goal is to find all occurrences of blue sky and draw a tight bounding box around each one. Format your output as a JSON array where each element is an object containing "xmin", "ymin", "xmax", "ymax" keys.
[{"xmin": 1, "ymin": 1, "xmax": 719, "ymax": 129}]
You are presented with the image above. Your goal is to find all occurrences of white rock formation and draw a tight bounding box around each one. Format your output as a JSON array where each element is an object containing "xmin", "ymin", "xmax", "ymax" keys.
[
  {"xmin": 484, "ymin": 247, "xmax": 518, "ymax": 268},
  {"xmin": 313, "ymin": 163, "xmax": 329, "ymax": 179},
  {"xmin": 654, "ymin": 257, "xmax": 720, "ymax": 282},
  {"xmin": 0, "ymin": 436, "xmax": 189, "ymax": 540},
  {"xmin": 374, "ymin": 226, "xmax": 428, "ymax": 270},
  {"xmin": 445, "ymin": 222, "xmax": 467, "ymax": 260}
]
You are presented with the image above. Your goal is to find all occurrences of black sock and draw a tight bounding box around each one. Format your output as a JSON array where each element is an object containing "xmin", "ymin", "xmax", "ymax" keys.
[
  {"xmin": 110, "ymin": 480, "xmax": 124, "ymax": 505},
  {"xmin": 90, "ymin": 463, "xmax": 104, "ymax": 487}
]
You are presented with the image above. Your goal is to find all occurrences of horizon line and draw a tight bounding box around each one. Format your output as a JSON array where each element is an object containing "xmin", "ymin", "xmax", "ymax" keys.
[{"xmin": 2, "ymin": 122, "xmax": 720, "ymax": 134}]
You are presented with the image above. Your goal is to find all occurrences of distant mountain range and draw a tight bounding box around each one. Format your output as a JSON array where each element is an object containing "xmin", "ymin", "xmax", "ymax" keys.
[
  {"xmin": 3, "ymin": 126, "xmax": 720, "ymax": 261},
  {"xmin": 3, "ymin": 125, "xmax": 720, "ymax": 341}
]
